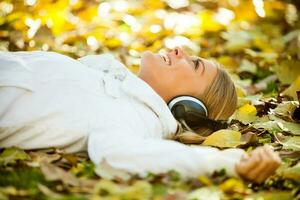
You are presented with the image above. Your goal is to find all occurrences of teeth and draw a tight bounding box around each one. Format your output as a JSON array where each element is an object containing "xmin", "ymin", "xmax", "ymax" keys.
[
  {"xmin": 165, "ymin": 55, "xmax": 170, "ymax": 65},
  {"xmin": 160, "ymin": 53, "xmax": 170, "ymax": 65}
]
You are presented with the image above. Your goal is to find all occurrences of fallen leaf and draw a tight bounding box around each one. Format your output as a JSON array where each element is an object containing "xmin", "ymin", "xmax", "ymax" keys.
[
  {"xmin": 237, "ymin": 59, "xmax": 257, "ymax": 74},
  {"xmin": 240, "ymin": 131, "xmax": 259, "ymax": 147},
  {"xmin": 222, "ymin": 30, "xmax": 252, "ymax": 53},
  {"xmin": 37, "ymin": 184, "xmax": 62, "ymax": 198},
  {"xmin": 273, "ymin": 60, "xmax": 300, "ymax": 84},
  {"xmin": 253, "ymin": 120, "xmax": 282, "ymax": 134},
  {"xmin": 272, "ymin": 101, "xmax": 299, "ymax": 120},
  {"xmin": 282, "ymin": 136, "xmax": 300, "ymax": 151},
  {"xmin": 0, "ymin": 147, "xmax": 30, "ymax": 166},
  {"xmin": 246, "ymin": 191, "xmax": 294, "ymax": 200},
  {"xmin": 270, "ymin": 115, "xmax": 300, "ymax": 135},
  {"xmin": 219, "ymin": 178, "xmax": 248, "ymax": 194},
  {"xmin": 282, "ymin": 76, "xmax": 300, "ymax": 100},
  {"xmin": 203, "ymin": 130, "xmax": 244, "ymax": 148},
  {"xmin": 281, "ymin": 162, "xmax": 300, "ymax": 182},
  {"xmin": 29, "ymin": 151, "xmax": 61, "ymax": 164},
  {"xmin": 94, "ymin": 160, "xmax": 131, "ymax": 181},
  {"xmin": 232, "ymin": 104, "xmax": 258, "ymax": 124},
  {"xmin": 40, "ymin": 162, "xmax": 80, "ymax": 187},
  {"xmin": 188, "ymin": 186, "xmax": 224, "ymax": 200},
  {"xmin": 92, "ymin": 179, "xmax": 152, "ymax": 199}
]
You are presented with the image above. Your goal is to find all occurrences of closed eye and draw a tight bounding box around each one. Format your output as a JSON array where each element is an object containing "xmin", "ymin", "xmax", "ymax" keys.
[
  {"xmin": 192, "ymin": 58, "xmax": 205, "ymax": 74},
  {"xmin": 192, "ymin": 59, "xmax": 199, "ymax": 70}
]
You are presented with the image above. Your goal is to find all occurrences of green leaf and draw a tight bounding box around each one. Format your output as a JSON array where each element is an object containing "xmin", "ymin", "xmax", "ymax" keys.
[
  {"xmin": 188, "ymin": 186, "xmax": 223, "ymax": 200},
  {"xmin": 152, "ymin": 183, "xmax": 168, "ymax": 197},
  {"xmin": 244, "ymin": 49, "xmax": 278, "ymax": 62},
  {"xmin": 253, "ymin": 120, "xmax": 282, "ymax": 134},
  {"xmin": 272, "ymin": 101, "xmax": 298, "ymax": 118},
  {"xmin": 237, "ymin": 59, "xmax": 257, "ymax": 74},
  {"xmin": 0, "ymin": 147, "xmax": 30, "ymax": 166},
  {"xmin": 253, "ymin": 115, "xmax": 300, "ymax": 135},
  {"xmin": 246, "ymin": 191, "xmax": 294, "ymax": 200},
  {"xmin": 222, "ymin": 30, "xmax": 252, "ymax": 53},
  {"xmin": 282, "ymin": 136, "xmax": 300, "ymax": 151},
  {"xmin": 92, "ymin": 180, "xmax": 152, "ymax": 199},
  {"xmin": 281, "ymin": 162, "xmax": 300, "ymax": 182},
  {"xmin": 270, "ymin": 115, "xmax": 300, "ymax": 136}
]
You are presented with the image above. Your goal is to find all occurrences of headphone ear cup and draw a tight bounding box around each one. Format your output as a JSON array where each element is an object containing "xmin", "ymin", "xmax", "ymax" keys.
[
  {"xmin": 168, "ymin": 96, "xmax": 228, "ymax": 131},
  {"xmin": 171, "ymin": 104, "xmax": 186, "ymax": 119},
  {"xmin": 168, "ymin": 96, "xmax": 208, "ymax": 118},
  {"xmin": 168, "ymin": 96, "xmax": 209, "ymax": 130}
]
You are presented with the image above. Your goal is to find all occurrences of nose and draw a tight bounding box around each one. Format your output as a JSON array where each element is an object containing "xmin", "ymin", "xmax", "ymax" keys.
[{"xmin": 172, "ymin": 46, "xmax": 183, "ymax": 58}]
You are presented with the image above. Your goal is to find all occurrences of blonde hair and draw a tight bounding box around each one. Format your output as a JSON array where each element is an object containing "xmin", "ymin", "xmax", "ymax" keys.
[{"xmin": 173, "ymin": 62, "xmax": 237, "ymax": 144}]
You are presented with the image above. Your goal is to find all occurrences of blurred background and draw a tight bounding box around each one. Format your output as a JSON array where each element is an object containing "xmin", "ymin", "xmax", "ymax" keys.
[
  {"xmin": 0, "ymin": 0, "xmax": 299, "ymax": 97},
  {"xmin": 0, "ymin": 1, "xmax": 300, "ymax": 199}
]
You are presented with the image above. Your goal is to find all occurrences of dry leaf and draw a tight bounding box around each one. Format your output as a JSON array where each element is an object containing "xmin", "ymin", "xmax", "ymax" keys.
[{"xmin": 203, "ymin": 129, "xmax": 244, "ymax": 148}]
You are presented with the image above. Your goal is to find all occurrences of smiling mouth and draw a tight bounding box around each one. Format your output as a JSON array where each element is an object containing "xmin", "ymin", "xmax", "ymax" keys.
[{"xmin": 160, "ymin": 53, "xmax": 171, "ymax": 65}]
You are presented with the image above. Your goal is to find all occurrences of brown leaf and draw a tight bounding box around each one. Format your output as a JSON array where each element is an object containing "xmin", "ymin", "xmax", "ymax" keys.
[
  {"xmin": 239, "ymin": 131, "xmax": 259, "ymax": 148},
  {"xmin": 29, "ymin": 151, "xmax": 61, "ymax": 164},
  {"xmin": 40, "ymin": 162, "xmax": 80, "ymax": 187}
]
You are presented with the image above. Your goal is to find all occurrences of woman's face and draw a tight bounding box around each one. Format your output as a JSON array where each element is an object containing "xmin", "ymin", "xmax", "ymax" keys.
[{"xmin": 138, "ymin": 47, "xmax": 218, "ymax": 103}]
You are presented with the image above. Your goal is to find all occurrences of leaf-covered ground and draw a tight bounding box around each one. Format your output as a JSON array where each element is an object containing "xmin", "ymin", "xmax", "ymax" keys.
[{"xmin": 0, "ymin": 0, "xmax": 300, "ymax": 199}]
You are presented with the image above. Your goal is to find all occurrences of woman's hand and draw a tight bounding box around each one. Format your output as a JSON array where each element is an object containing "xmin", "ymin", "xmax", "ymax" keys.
[{"xmin": 235, "ymin": 144, "xmax": 282, "ymax": 183}]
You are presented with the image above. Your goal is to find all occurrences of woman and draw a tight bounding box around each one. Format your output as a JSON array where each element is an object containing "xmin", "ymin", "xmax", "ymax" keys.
[{"xmin": 0, "ymin": 47, "xmax": 281, "ymax": 183}]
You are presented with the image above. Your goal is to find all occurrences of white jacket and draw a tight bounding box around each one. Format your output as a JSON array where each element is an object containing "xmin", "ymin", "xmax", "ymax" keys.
[{"xmin": 0, "ymin": 51, "xmax": 246, "ymax": 179}]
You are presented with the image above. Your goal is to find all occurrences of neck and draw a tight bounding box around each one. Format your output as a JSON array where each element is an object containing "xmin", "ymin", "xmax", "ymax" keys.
[{"xmin": 138, "ymin": 75, "xmax": 171, "ymax": 104}]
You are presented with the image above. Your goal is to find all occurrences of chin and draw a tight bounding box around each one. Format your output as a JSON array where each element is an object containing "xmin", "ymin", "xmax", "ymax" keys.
[
  {"xmin": 141, "ymin": 50, "xmax": 154, "ymax": 59},
  {"xmin": 141, "ymin": 51, "xmax": 154, "ymax": 67}
]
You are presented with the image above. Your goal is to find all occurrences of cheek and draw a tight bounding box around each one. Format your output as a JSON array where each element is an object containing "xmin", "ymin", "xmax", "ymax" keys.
[
  {"xmin": 168, "ymin": 67, "xmax": 200, "ymax": 92},
  {"xmin": 173, "ymin": 66, "xmax": 196, "ymax": 81}
]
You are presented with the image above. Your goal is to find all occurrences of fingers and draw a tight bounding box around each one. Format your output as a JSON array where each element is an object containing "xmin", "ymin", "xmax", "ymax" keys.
[
  {"xmin": 255, "ymin": 145, "xmax": 282, "ymax": 182},
  {"xmin": 264, "ymin": 145, "xmax": 282, "ymax": 165},
  {"xmin": 246, "ymin": 148, "xmax": 268, "ymax": 182},
  {"xmin": 236, "ymin": 150, "xmax": 260, "ymax": 176},
  {"xmin": 236, "ymin": 145, "xmax": 282, "ymax": 184}
]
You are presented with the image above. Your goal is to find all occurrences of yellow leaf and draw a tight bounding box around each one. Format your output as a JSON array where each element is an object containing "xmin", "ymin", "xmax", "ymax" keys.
[
  {"xmin": 282, "ymin": 75, "xmax": 300, "ymax": 100},
  {"xmin": 78, "ymin": 6, "xmax": 98, "ymax": 22},
  {"xmin": 198, "ymin": 11, "xmax": 223, "ymax": 32},
  {"xmin": 197, "ymin": 175, "xmax": 212, "ymax": 186},
  {"xmin": 235, "ymin": 85, "xmax": 247, "ymax": 97},
  {"xmin": 203, "ymin": 129, "xmax": 243, "ymax": 148},
  {"xmin": 233, "ymin": 104, "xmax": 258, "ymax": 124},
  {"xmin": 143, "ymin": 0, "xmax": 165, "ymax": 9},
  {"xmin": 106, "ymin": 38, "xmax": 122, "ymax": 49},
  {"xmin": 219, "ymin": 178, "xmax": 246, "ymax": 194},
  {"xmin": 274, "ymin": 60, "xmax": 300, "ymax": 85},
  {"xmin": 217, "ymin": 56, "xmax": 239, "ymax": 71}
]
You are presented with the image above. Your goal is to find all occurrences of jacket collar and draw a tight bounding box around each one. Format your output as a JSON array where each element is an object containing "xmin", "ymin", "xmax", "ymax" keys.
[
  {"xmin": 79, "ymin": 53, "xmax": 178, "ymax": 137},
  {"xmin": 121, "ymin": 70, "xmax": 178, "ymax": 138}
]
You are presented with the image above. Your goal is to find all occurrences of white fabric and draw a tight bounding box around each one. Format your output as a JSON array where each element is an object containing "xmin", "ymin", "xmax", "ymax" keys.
[{"xmin": 0, "ymin": 51, "xmax": 246, "ymax": 179}]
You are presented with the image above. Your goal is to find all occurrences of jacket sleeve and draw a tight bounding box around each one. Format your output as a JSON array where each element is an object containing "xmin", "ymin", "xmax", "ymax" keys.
[
  {"xmin": 0, "ymin": 52, "xmax": 35, "ymax": 92},
  {"xmin": 88, "ymin": 127, "xmax": 246, "ymax": 180}
]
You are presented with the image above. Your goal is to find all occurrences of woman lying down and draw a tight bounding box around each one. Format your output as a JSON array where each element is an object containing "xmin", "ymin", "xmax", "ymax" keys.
[{"xmin": 0, "ymin": 47, "xmax": 281, "ymax": 183}]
